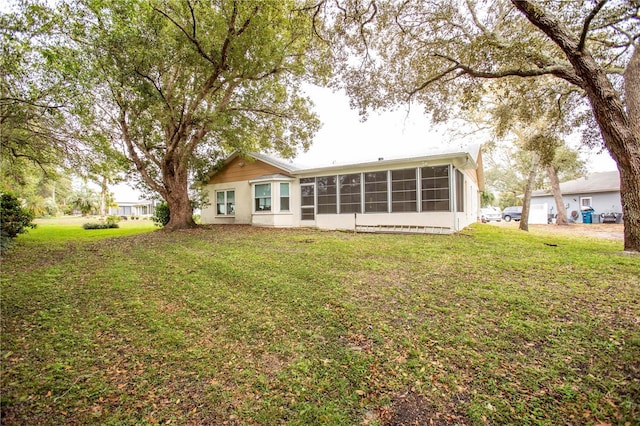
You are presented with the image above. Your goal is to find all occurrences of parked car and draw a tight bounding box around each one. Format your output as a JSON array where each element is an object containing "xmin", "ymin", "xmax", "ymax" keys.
[
  {"xmin": 480, "ymin": 207, "xmax": 502, "ymax": 223},
  {"xmin": 502, "ymin": 206, "xmax": 522, "ymax": 222}
]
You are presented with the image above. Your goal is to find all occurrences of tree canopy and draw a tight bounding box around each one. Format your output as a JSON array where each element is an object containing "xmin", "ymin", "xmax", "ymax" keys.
[{"xmin": 58, "ymin": 0, "xmax": 325, "ymax": 229}]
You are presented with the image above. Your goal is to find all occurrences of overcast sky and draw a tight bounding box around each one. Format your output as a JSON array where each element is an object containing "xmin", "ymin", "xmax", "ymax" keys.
[{"xmin": 295, "ymin": 85, "xmax": 618, "ymax": 172}]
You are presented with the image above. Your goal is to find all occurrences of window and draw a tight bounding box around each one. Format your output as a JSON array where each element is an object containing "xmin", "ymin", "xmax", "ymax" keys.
[
  {"xmin": 216, "ymin": 190, "xmax": 235, "ymax": 215},
  {"xmin": 254, "ymin": 183, "xmax": 271, "ymax": 211},
  {"xmin": 421, "ymin": 166, "xmax": 450, "ymax": 211},
  {"xmin": 280, "ymin": 182, "xmax": 290, "ymax": 211},
  {"xmin": 392, "ymin": 168, "xmax": 417, "ymax": 212},
  {"xmin": 455, "ymin": 170, "xmax": 464, "ymax": 212},
  {"xmin": 300, "ymin": 181, "xmax": 315, "ymax": 220},
  {"xmin": 581, "ymin": 197, "xmax": 592, "ymax": 208},
  {"xmin": 317, "ymin": 176, "xmax": 337, "ymax": 214},
  {"xmin": 339, "ymin": 173, "xmax": 361, "ymax": 213},
  {"xmin": 364, "ymin": 171, "xmax": 388, "ymax": 213}
]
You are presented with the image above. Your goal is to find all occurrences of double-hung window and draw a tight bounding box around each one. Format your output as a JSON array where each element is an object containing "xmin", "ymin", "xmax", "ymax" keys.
[
  {"xmin": 280, "ymin": 182, "xmax": 290, "ymax": 212},
  {"xmin": 254, "ymin": 183, "xmax": 271, "ymax": 212},
  {"xmin": 455, "ymin": 170, "xmax": 464, "ymax": 212},
  {"xmin": 216, "ymin": 190, "xmax": 235, "ymax": 215}
]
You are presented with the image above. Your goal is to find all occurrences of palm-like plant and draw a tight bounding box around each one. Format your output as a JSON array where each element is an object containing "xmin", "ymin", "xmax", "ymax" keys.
[{"xmin": 67, "ymin": 187, "xmax": 99, "ymax": 216}]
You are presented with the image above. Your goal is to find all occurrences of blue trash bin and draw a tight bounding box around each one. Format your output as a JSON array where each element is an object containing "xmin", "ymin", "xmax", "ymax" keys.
[{"xmin": 581, "ymin": 209, "xmax": 593, "ymax": 224}]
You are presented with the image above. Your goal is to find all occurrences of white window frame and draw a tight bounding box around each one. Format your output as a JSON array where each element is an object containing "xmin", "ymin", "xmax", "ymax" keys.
[
  {"xmin": 280, "ymin": 182, "xmax": 290, "ymax": 212},
  {"xmin": 254, "ymin": 183, "xmax": 272, "ymax": 213},
  {"xmin": 216, "ymin": 189, "xmax": 236, "ymax": 216}
]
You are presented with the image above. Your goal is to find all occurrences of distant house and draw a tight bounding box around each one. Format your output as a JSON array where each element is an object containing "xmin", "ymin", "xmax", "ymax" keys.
[
  {"xmin": 201, "ymin": 146, "xmax": 484, "ymax": 234},
  {"xmin": 530, "ymin": 171, "xmax": 621, "ymax": 223},
  {"xmin": 107, "ymin": 183, "xmax": 158, "ymax": 218}
]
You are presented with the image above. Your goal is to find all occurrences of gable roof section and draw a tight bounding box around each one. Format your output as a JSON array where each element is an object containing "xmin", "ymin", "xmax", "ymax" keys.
[
  {"xmin": 208, "ymin": 153, "xmax": 296, "ymax": 185},
  {"xmin": 531, "ymin": 171, "xmax": 620, "ymax": 197}
]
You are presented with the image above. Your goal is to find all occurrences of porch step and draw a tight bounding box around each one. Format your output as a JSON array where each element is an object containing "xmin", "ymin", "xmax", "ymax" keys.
[{"xmin": 355, "ymin": 224, "xmax": 453, "ymax": 235}]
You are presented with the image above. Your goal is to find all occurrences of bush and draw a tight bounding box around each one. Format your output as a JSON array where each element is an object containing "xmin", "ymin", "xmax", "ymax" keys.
[
  {"xmin": 106, "ymin": 215, "xmax": 122, "ymax": 225},
  {"xmin": 82, "ymin": 222, "xmax": 119, "ymax": 230},
  {"xmin": 152, "ymin": 202, "xmax": 170, "ymax": 227},
  {"xmin": 1, "ymin": 192, "xmax": 36, "ymax": 250}
]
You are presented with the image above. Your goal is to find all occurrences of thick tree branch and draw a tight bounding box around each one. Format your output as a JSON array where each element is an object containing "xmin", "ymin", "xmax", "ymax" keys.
[
  {"xmin": 153, "ymin": 6, "xmax": 217, "ymax": 66},
  {"xmin": 118, "ymin": 110, "xmax": 165, "ymax": 197},
  {"xmin": 578, "ymin": 0, "xmax": 610, "ymax": 52},
  {"xmin": 411, "ymin": 53, "xmax": 584, "ymax": 96},
  {"xmin": 407, "ymin": 65, "xmax": 459, "ymax": 97},
  {"xmin": 511, "ymin": 1, "xmax": 579, "ymax": 54}
]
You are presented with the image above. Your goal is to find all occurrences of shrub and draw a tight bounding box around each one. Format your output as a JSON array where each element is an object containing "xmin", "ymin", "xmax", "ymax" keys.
[
  {"xmin": 106, "ymin": 215, "xmax": 122, "ymax": 225},
  {"xmin": 82, "ymin": 222, "xmax": 119, "ymax": 230},
  {"xmin": 152, "ymin": 202, "xmax": 170, "ymax": 227},
  {"xmin": 1, "ymin": 192, "xmax": 36, "ymax": 250}
]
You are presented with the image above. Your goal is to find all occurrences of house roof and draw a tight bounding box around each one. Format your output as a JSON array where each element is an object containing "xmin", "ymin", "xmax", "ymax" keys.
[
  {"xmin": 531, "ymin": 170, "xmax": 620, "ymax": 197},
  {"xmin": 293, "ymin": 145, "xmax": 482, "ymax": 174},
  {"xmin": 249, "ymin": 173, "xmax": 296, "ymax": 183},
  {"xmin": 214, "ymin": 151, "xmax": 299, "ymax": 176},
  {"xmin": 213, "ymin": 145, "xmax": 483, "ymax": 187}
]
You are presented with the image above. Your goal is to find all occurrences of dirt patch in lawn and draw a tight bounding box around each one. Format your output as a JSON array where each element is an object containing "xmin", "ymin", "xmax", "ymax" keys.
[
  {"xmin": 490, "ymin": 221, "xmax": 624, "ymax": 241},
  {"xmin": 380, "ymin": 391, "xmax": 470, "ymax": 426}
]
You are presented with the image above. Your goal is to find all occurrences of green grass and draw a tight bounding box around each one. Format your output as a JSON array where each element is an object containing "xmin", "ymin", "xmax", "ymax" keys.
[
  {"xmin": 23, "ymin": 216, "xmax": 156, "ymax": 243},
  {"xmin": 1, "ymin": 221, "xmax": 639, "ymax": 425}
]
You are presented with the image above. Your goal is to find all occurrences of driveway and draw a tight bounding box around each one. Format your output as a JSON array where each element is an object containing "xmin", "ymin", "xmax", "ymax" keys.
[{"xmin": 489, "ymin": 221, "xmax": 624, "ymax": 241}]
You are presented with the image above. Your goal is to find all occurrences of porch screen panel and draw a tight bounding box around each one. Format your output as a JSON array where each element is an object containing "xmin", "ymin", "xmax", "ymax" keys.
[
  {"xmin": 391, "ymin": 168, "xmax": 417, "ymax": 212},
  {"xmin": 339, "ymin": 173, "xmax": 361, "ymax": 213},
  {"xmin": 421, "ymin": 166, "xmax": 450, "ymax": 211},
  {"xmin": 317, "ymin": 176, "xmax": 337, "ymax": 214},
  {"xmin": 364, "ymin": 171, "xmax": 388, "ymax": 213}
]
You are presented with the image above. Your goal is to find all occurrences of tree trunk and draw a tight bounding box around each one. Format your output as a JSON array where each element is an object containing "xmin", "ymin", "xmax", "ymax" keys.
[
  {"xmin": 162, "ymin": 157, "xmax": 197, "ymax": 231},
  {"xmin": 100, "ymin": 176, "xmax": 107, "ymax": 216},
  {"xmin": 546, "ymin": 165, "xmax": 568, "ymax": 225},
  {"xmin": 513, "ymin": 2, "xmax": 640, "ymax": 252},
  {"xmin": 622, "ymin": 47, "xmax": 640, "ymax": 252},
  {"xmin": 519, "ymin": 153, "xmax": 539, "ymax": 232}
]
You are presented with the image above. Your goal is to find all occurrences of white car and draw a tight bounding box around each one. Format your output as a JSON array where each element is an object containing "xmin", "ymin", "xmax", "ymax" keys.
[{"xmin": 480, "ymin": 208, "xmax": 502, "ymax": 223}]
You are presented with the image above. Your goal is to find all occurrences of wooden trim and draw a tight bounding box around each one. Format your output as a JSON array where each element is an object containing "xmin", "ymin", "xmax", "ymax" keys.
[{"xmin": 209, "ymin": 156, "xmax": 293, "ymax": 184}]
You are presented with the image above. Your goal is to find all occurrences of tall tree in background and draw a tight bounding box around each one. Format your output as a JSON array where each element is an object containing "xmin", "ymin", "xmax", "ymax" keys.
[
  {"xmin": 1, "ymin": 4, "xmax": 75, "ymax": 183},
  {"xmin": 61, "ymin": 0, "xmax": 324, "ymax": 230},
  {"xmin": 316, "ymin": 0, "xmax": 640, "ymax": 251}
]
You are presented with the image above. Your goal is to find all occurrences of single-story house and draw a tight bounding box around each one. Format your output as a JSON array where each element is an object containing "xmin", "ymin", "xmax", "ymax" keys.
[
  {"xmin": 201, "ymin": 146, "xmax": 484, "ymax": 234},
  {"xmin": 530, "ymin": 170, "xmax": 621, "ymax": 223},
  {"xmin": 107, "ymin": 183, "xmax": 159, "ymax": 218}
]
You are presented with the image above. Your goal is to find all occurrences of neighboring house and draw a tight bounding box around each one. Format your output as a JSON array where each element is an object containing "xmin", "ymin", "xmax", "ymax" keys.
[
  {"xmin": 108, "ymin": 183, "xmax": 158, "ymax": 217},
  {"xmin": 530, "ymin": 171, "xmax": 621, "ymax": 223},
  {"xmin": 201, "ymin": 146, "xmax": 484, "ymax": 234}
]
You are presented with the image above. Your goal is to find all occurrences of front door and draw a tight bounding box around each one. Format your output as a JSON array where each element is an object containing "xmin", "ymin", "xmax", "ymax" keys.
[{"xmin": 300, "ymin": 179, "xmax": 315, "ymax": 221}]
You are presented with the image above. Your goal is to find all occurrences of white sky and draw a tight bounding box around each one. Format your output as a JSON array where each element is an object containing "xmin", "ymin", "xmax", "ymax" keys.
[{"xmin": 295, "ymin": 85, "xmax": 618, "ymax": 172}]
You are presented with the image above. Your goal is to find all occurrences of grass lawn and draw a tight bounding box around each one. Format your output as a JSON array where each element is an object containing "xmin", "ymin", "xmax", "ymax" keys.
[{"xmin": 1, "ymin": 221, "xmax": 639, "ymax": 425}]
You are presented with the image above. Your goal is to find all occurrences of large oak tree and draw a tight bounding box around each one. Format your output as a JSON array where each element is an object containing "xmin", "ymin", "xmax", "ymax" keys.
[
  {"xmin": 316, "ymin": 0, "xmax": 640, "ymax": 251},
  {"xmin": 63, "ymin": 0, "xmax": 324, "ymax": 229}
]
